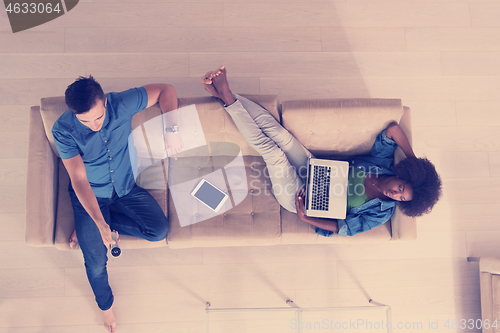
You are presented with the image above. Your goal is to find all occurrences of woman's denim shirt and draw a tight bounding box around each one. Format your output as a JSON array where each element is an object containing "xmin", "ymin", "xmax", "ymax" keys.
[{"xmin": 316, "ymin": 128, "xmax": 399, "ymax": 237}]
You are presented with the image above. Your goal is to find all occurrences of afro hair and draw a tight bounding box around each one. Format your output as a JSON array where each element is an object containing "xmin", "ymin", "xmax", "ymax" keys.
[{"xmin": 393, "ymin": 157, "xmax": 442, "ymax": 217}]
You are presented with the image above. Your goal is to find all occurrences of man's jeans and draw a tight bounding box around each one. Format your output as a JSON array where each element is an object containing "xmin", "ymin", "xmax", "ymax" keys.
[{"xmin": 69, "ymin": 184, "xmax": 168, "ymax": 310}]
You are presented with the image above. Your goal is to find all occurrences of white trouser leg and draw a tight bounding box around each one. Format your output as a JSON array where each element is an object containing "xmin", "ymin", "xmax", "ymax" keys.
[
  {"xmin": 233, "ymin": 94, "xmax": 314, "ymax": 181},
  {"xmin": 225, "ymin": 98, "xmax": 306, "ymax": 212}
]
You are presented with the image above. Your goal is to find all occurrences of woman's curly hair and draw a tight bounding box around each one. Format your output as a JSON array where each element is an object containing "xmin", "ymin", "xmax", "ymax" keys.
[{"xmin": 393, "ymin": 157, "xmax": 442, "ymax": 217}]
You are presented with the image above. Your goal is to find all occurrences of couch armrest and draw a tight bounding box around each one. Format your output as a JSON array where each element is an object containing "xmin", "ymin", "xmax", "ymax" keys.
[
  {"xmin": 391, "ymin": 106, "xmax": 417, "ymax": 240},
  {"xmin": 26, "ymin": 106, "xmax": 58, "ymax": 246}
]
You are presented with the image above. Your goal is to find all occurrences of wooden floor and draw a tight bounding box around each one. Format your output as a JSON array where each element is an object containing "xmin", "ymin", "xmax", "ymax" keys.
[{"xmin": 1, "ymin": 0, "xmax": 499, "ymax": 332}]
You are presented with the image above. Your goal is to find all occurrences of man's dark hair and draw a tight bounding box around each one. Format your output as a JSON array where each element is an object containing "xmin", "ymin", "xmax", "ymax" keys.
[
  {"xmin": 65, "ymin": 75, "xmax": 105, "ymax": 114},
  {"xmin": 393, "ymin": 157, "xmax": 442, "ymax": 217}
]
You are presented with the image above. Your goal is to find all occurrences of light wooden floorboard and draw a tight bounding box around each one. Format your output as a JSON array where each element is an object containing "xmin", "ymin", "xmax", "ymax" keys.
[
  {"xmin": 0, "ymin": 268, "xmax": 65, "ymax": 298},
  {"xmin": 0, "ymin": 213, "xmax": 25, "ymax": 241},
  {"xmin": 0, "ymin": 54, "xmax": 190, "ymax": 79},
  {"xmin": 1, "ymin": 1, "xmax": 498, "ymax": 332},
  {"xmin": 490, "ymin": 152, "xmax": 500, "ymax": 178},
  {"xmin": 456, "ymin": 101, "xmax": 500, "ymax": 126},
  {"xmin": 261, "ymin": 76, "xmax": 500, "ymax": 101},
  {"xmin": 470, "ymin": 4, "xmax": 500, "ymax": 27},
  {"xmin": 442, "ymin": 52, "xmax": 500, "ymax": 76},
  {"xmin": 0, "ymin": 106, "xmax": 29, "ymax": 132},
  {"xmin": 65, "ymin": 27, "xmax": 322, "ymax": 53},
  {"xmin": 29, "ymin": 3, "xmax": 224, "ymax": 29},
  {"xmin": 422, "ymin": 151, "xmax": 490, "ymax": 179},
  {"xmin": 406, "ymin": 27, "xmax": 500, "ymax": 51},
  {"xmin": 223, "ymin": 3, "xmax": 471, "ymax": 27},
  {"xmin": 467, "ymin": 231, "xmax": 500, "ymax": 257},
  {"xmin": 405, "ymin": 100, "xmax": 457, "ymax": 127},
  {"xmin": 0, "ymin": 159, "xmax": 27, "ymax": 186},
  {"xmin": 418, "ymin": 203, "xmax": 500, "ymax": 232},
  {"xmin": 321, "ymin": 27, "xmax": 406, "ymax": 52},
  {"xmin": 0, "ymin": 78, "xmax": 260, "ymax": 105},
  {"xmin": 190, "ymin": 52, "xmax": 443, "ymax": 78}
]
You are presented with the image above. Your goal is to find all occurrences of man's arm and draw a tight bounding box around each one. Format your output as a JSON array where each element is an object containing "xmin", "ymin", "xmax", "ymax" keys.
[
  {"xmin": 385, "ymin": 122, "xmax": 416, "ymax": 158},
  {"xmin": 142, "ymin": 84, "xmax": 178, "ymax": 112},
  {"xmin": 62, "ymin": 155, "xmax": 115, "ymax": 249},
  {"xmin": 142, "ymin": 84, "xmax": 183, "ymax": 158}
]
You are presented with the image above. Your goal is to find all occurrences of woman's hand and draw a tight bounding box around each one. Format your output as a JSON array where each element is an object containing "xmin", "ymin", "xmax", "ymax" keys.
[
  {"xmin": 165, "ymin": 132, "xmax": 184, "ymax": 160},
  {"xmin": 97, "ymin": 223, "xmax": 116, "ymax": 250},
  {"xmin": 295, "ymin": 188, "xmax": 307, "ymax": 221}
]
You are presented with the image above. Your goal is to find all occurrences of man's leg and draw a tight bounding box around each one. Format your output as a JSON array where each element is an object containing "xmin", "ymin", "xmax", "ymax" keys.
[
  {"xmin": 69, "ymin": 189, "xmax": 115, "ymax": 312},
  {"xmin": 109, "ymin": 185, "xmax": 168, "ymax": 242}
]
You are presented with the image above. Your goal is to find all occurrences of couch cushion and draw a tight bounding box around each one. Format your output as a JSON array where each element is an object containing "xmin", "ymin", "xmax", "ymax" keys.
[
  {"xmin": 281, "ymin": 99, "xmax": 404, "ymax": 157},
  {"xmin": 40, "ymin": 96, "xmax": 68, "ymax": 158},
  {"xmin": 167, "ymin": 155, "xmax": 281, "ymax": 249},
  {"xmin": 178, "ymin": 94, "xmax": 280, "ymax": 157},
  {"xmin": 279, "ymin": 207, "xmax": 391, "ymax": 244}
]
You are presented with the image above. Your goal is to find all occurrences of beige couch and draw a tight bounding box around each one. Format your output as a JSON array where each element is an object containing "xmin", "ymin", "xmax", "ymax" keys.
[
  {"xmin": 472, "ymin": 258, "xmax": 500, "ymax": 333},
  {"xmin": 26, "ymin": 94, "xmax": 416, "ymax": 250}
]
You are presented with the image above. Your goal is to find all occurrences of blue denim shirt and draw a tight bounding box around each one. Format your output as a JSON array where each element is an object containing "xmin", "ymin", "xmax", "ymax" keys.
[
  {"xmin": 316, "ymin": 128, "xmax": 398, "ymax": 237},
  {"xmin": 52, "ymin": 87, "xmax": 148, "ymax": 198}
]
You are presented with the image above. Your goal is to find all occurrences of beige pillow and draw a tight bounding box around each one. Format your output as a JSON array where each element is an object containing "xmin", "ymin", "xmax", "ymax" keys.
[{"xmin": 281, "ymin": 98, "xmax": 404, "ymax": 157}]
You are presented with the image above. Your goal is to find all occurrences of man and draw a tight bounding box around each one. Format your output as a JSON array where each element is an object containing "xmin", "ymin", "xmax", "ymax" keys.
[{"xmin": 52, "ymin": 76, "xmax": 182, "ymax": 332}]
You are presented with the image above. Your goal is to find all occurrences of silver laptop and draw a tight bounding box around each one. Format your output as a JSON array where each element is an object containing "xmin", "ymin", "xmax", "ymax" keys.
[{"xmin": 304, "ymin": 158, "xmax": 349, "ymax": 219}]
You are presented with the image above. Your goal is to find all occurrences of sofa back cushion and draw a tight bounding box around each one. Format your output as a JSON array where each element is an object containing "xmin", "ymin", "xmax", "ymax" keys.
[
  {"xmin": 177, "ymin": 94, "xmax": 280, "ymax": 157},
  {"xmin": 281, "ymin": 99, "xmax": 404, "ymax": 157}
]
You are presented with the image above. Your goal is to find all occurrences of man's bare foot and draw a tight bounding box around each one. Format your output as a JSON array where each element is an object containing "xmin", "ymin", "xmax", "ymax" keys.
[
  {"xmin": 69, "ymin": 230, "xmax": 78, "ymax": 248},
  {"xmin": 210, "ymin": 66, "xmax": 236, "ymax": 106},
  {"xmin": 103, "ymin": 305, "xmax": 117, "ymax": 332}
]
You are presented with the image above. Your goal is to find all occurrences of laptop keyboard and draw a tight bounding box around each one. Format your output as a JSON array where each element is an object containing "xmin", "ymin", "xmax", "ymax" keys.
[{"xmin": 311, "ymin": 165, "xmax": 331, "ymax": 211}]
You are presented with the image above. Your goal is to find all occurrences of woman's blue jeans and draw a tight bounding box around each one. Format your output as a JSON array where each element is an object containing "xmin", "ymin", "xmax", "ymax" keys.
[{"xmin": 69, "ymin": 184, "xmax": 168, "ymax": 310}]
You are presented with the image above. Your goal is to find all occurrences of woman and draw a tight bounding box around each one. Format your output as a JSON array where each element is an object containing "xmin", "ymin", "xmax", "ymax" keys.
[{"xmin": 201, "ymin": 66, "xmax": 442, "ymax": 237}]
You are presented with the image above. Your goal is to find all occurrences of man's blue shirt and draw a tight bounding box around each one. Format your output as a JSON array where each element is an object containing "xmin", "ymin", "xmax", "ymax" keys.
[
  {"xmin": 52, "ymin": 87, "xmax": 148, "ymax": 198},
  {"xmin": 316, "ymin": 128, "xmax": 399, "ymax": 237}
]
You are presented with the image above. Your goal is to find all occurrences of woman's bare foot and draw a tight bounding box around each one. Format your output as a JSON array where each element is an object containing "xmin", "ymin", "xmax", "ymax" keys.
[
  {"xmin": 210, "ymin": 66, "xmax": 236, "ymax": 106},
  {"xmin": 201, "ymin": 70, "xmax": 221, "ymax": 98},
  {"xmin": 103, "ymin": 305, "xmax": 117, "ymax": 332},
  {"xmin": 69, "ymin": 230, "xmax": 78, "ymax": 248},
  {"xmin": 200, "ymin": 66, "xmax": 235, "ymax": 105}
]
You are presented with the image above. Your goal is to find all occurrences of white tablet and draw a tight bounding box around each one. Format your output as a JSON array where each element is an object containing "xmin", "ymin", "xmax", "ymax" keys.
[{"xmin": 191, "ymin": 179, "xmax": 229, "ymax": 212}]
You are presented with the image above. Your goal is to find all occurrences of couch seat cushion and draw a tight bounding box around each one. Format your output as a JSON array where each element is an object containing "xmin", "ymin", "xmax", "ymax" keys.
[
  {"xmin": 167, "ymin": 155, "xmax": 281, "ymax": 249},
  {"xmin": 279, "ymin": 207, "xmax": 391, "ymax": 244}
]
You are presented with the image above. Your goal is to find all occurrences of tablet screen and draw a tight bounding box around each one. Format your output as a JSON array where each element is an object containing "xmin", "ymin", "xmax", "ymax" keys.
[{"xmin": 193, "ymin": 180, "xmax": 227, "ymax": 211}]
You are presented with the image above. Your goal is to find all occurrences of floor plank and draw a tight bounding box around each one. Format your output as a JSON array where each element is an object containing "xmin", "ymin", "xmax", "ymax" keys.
[
  {"xmin": 190, "ymin": 52, "xmax": 443, "ymax": 78},
  {"xmin": 406, "ymin": 27, "xmax": 500, "ymax": 51},
  {"xmin": 65, "ymin": 27, "xmax": 322, "ymax": 53},
  {"xmin": 223, "ymin": 3, "xmax": 471, "ymax": 28}
]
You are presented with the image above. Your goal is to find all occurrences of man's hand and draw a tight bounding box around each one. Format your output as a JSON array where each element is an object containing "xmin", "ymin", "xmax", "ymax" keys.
[
  {"xmin": 165, "ymin": 132, "xmax": 184, "ymax": 160},
  {"xmin": 295, "ymin": 188, "xmax": 307, "ymax": 221},
  {"xmin": 97, "ymin": 223, "xmax": 116, "ymax": 250}
]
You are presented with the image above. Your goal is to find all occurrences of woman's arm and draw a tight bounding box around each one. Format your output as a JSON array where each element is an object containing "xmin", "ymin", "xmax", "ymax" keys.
[
  {"xmin": 385, "ymin": 122, "xmax": 416, "ymax": 158},
  {"xmin": 295, "ymin": 189, "xmax": 339, "ymax": 233}
]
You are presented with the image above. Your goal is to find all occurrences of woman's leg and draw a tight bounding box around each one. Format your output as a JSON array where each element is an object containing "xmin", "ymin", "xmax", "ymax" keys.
[
  {"xmin": 233, "ymin": 93, "xmax": 314, "ymax": 181},
  {"xmin": 202, "ymin": 67, "xmax": 304, "ymax": 212}
]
